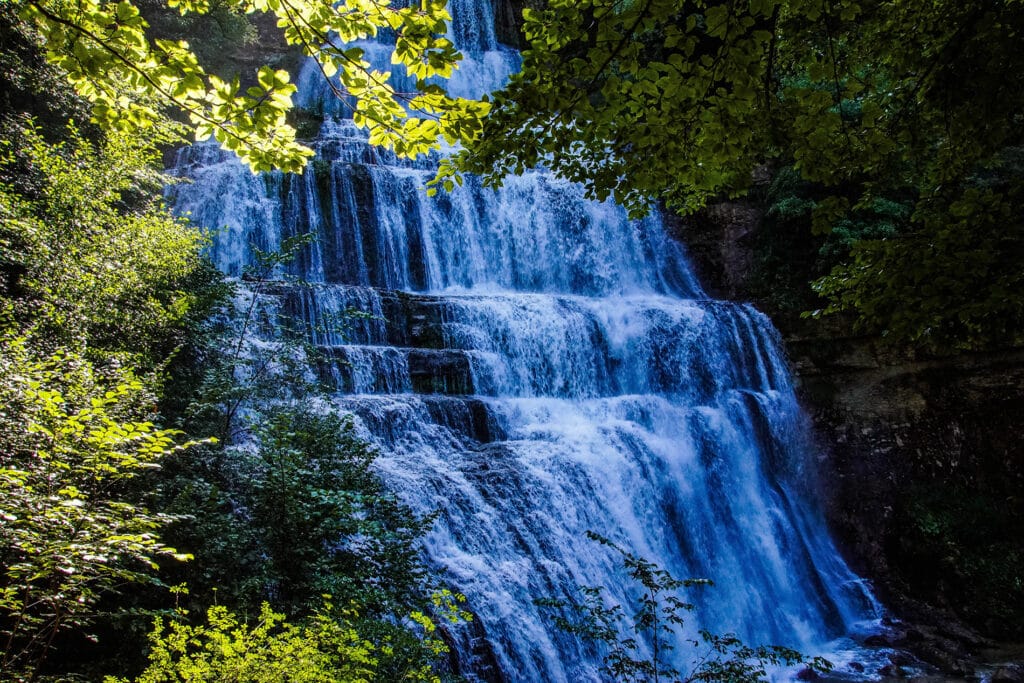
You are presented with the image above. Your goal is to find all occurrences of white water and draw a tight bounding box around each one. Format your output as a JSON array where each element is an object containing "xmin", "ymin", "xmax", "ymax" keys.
[{"xmin": 167, "ymin": 1, "xmax": 882, "ymax": 679}]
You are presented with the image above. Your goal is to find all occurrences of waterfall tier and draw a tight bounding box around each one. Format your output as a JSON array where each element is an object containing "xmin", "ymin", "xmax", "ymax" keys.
[{"xmin": 167, "ymin": 1, "xmax": 882, "ymax": 679}]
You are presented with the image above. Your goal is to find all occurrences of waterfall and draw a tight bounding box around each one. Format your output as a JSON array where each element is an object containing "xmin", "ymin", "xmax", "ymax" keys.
[{"xmin": 167, "ymin": 1, "xmax": 882, "ymax": 679}]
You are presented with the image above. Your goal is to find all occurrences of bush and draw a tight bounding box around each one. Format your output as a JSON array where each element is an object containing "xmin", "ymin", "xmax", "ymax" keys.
[{"xmin": 0, "ymin": 338, "xmax": 200, "ymax": 678}]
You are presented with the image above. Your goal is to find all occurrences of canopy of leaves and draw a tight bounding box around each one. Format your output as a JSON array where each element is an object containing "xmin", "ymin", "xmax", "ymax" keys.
[
  {"xmin": 14, "ymin": 0, "xmax": 491, "ymax": 173},
  {"xmin": 453, "ymin": 0, "xmax": 1024, "ymax": 349},
  {"xmin": 0, "ymin": 82, "xmax": 214, "ymax": 676},
  {"xmin": 459, "ymin": 0, "xmax": 1024, "ymax": 215}
]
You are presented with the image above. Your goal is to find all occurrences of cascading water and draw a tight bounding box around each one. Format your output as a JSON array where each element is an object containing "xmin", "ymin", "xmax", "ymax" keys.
[{"xmin": 168, "ymin": 1, "xmax": 883, "ymax": 679}]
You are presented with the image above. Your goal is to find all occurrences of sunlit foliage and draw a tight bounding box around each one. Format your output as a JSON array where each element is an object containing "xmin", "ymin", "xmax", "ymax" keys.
[{"xmin": 15, "ymin": 0, "xmax": 491, "ymax": 173}]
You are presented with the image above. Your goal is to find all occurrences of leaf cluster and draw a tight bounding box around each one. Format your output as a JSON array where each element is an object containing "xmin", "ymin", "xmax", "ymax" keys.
[
  {"xmin": 109, "ymin": 593, "xmax": 466, "ymax": 683},
  {"xmin": 896, "ymin": 482, "xmax": 1024, "ymax": 637},
  {"xmin": 163, "ymin": 407, "xmax": 433, "ymax": 619},
  {"xmin": 110, "ymin": 601, "xmax": 379, "ymax": 683},
  {"xmin": 0, "ymin": 109, "xmax": 216, "ymax": 678},
  {"xmin": 810, "ymin": 164, "xmax": 1024, "ymax": 349}
]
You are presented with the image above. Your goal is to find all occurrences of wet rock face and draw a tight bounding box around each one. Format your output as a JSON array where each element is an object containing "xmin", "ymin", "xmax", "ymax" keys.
[
  {"xmin": 491, "ymin": 0, "xmax": 523, "ymax": 47},
  {"xmin": 791, "ymin": 332, "xmax": 1024, "ymax": 635},
  {"xmin": 420, "ymin": 396, "xmax": 505, "ymax": 443},
  {"xmin": 408, "ymin": 348, "xmax": 475, "ymax": 395},
  {"xmin": 442, "ymin": 611, "xmax": 509, "ymax": 683},
  {"xmin": 664, "ymin": 200, "xmax": 763, "ymax": 302},
  {"xmin": 856, "ymin": 618, "xmax": 980, "ymax": 676}
]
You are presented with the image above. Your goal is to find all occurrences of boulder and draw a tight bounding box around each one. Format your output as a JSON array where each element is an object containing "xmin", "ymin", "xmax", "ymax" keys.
[{"xmin": 991, "ymin": 665, "xmax": 1024, "ymax": 683}]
